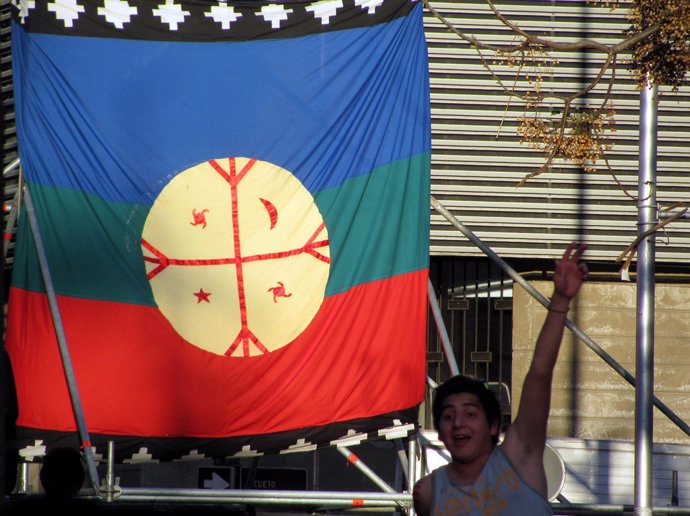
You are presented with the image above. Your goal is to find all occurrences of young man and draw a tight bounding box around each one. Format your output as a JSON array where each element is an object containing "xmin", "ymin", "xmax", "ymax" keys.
[{"xmin": 413, "ymin": 242, "xmax": 587, "ymax": 516}]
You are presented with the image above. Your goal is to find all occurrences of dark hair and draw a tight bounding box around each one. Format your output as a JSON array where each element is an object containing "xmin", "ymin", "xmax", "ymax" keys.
[
  {"xmin": 432, "ymin": 375, "xmax": 502, "ymax": 444},
  {"xmin": 39, "ymin": 447, "xmax": 85, "ymax": 498}
]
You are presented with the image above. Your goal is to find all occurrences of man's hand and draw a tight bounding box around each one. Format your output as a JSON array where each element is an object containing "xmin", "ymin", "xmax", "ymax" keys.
[{"xmin": 553, "ymin": 242, "xmax": 587, "ymax": 300}]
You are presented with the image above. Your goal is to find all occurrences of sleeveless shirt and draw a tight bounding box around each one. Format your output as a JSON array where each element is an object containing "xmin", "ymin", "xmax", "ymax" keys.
[{"xmin": 429, "ymin": 446, "xmax": 553, "ymax": 516}]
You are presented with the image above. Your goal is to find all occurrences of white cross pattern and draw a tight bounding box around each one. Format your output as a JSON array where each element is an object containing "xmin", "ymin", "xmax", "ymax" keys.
[
  {"xmin": 205, "ymin": 2, "xmax": 242, "ymax": 30},
  {"xmin": 123, "ymin": 446, "xmax": 159, "ymax": 463},
  {"xmin": 258, "ymin": 4, "xmax": 293, "ymax": 29},
  {"xmin": 98, "ymin": 0, "xmax": 138, "ymax": 29},
  {"xmin": 15, "ymin": 0, "xmax": 402, "ymax": 33},
  {"xmin": 354, "ymin": 0, "xmax": 384, "ymax": 14},
  {"xmin": 18, "ymin": 440, "xmax": 46, "ymax": 461},
  {"xmin": 229, "ymin": 444, "xmax": 263, "ymax": 458},
  {"xmin": 178, "ymin": 449, "xmax": 207, "ymax": 461},
  {"xmin": 13, "ymin": 0, "xmax": 36, "ymax": 24},
  {"xmin": 152, "ymin": 0, "xmax": 190, "ymax": 31},
  {"xmin": 331, "ymin": 429, "xmax": 365, "ymax": 447},
  {"xmin": 47, "ymin": 0, "xmax": 85, "ymax": 28},
  {"xmin": 87, "ymin": 446, "xmax": 104, "ymax": 464},
  {"xmin": 286, "ymin": 437, "xmax": 317, "ymax": 452},
  {"xmin": 305, "ymin": 0, "xmax": 343, "ymax": 25}
]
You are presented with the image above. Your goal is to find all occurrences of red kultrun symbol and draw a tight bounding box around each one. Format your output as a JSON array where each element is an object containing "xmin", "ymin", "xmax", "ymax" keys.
[
  {"xmin": 268, "ymin": 282, "xmax": 292, "ymax": 303},
  {"xmin": 190, "ymin": 208, "xmax": 209, "ymax": 229}
]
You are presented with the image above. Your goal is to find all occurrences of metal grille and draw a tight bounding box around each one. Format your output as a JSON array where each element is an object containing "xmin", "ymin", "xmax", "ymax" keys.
[{"xmin": 425, "ymin": 256, "xmax": 516, "ymax": 430}]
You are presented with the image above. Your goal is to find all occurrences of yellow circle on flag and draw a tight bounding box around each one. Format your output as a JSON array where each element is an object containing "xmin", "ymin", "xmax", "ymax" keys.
[{"xmin": 141, "ymin": 157, "xmax": 331, "ymax": 357}]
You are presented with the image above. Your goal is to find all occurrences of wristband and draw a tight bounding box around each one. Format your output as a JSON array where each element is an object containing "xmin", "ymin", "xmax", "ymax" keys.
[{"xmin": 548, "ymin": 306, "xmax": 569, "ymax": 314}]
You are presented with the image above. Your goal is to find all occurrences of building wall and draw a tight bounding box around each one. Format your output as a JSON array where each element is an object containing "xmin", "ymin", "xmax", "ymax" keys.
[
  {"xmin": 512, "ymin": 280, "xmax": 690, "ymax": 445},
  {"xmin": 425, "ymin": 1, "xmax": 690, "ymax": 263}
]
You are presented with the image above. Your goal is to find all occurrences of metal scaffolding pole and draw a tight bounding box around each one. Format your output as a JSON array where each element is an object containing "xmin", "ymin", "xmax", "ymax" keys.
[
  {"xmin": 23, "ymin": 187, "xmax": 101, "ymax": 494},
  {"xmin": 634, "ymin": 81, "xmax": 658, "ymax": 516},
  {"xmin": 427, "ymin": 278, "xmax": 460, "ymax": 376}
]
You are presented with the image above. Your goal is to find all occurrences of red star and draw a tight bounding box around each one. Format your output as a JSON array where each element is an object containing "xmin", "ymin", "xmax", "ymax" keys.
[{"xmin": 194, "ymin": 289, "xmax": 211, "ymax": 303}]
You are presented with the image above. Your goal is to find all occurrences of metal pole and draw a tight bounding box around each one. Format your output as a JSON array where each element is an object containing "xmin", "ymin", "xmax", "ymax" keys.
[
  {"xmin": 104, "ymin": 441, "xmax": 117, "ymax": 502},
  {"xmin": 2, "ymin": 157, "xmax": 20, "ymax": 176},
  {"xmin": 112, "ymin": 487, "xmax": 413, "ymax": 507},
  {"xmin": 3, "ymin": 160, "xmax": 22, "ymax": 258},
  {"xmin": 335, "ymin": 446, "xmax": 396, "ymax": 494},
  {"xmin": 408, "ymin": 436, "xmax": 418, "ymax": 496},
  {"xmin": 23, "ymin": 187, "xmax": 101, "ymax": 494},
  {"xmin": 428, "ymin": 279, "xmax": 460, "ymax": 376},
  {"xmin": 634, "ymin": 81, "xmax": 657, "ymax": 516}
]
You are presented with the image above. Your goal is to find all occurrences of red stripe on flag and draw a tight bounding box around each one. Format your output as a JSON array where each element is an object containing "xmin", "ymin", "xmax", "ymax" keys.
[{"xmin": 7, "ymin": 269, "xmax": 427, "ymax": 438}]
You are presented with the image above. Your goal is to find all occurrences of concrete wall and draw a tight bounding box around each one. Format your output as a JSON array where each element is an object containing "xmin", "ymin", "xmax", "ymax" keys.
[{"xmin": 512, "ymin": 281, "xmax": 690, "ymax": 445}]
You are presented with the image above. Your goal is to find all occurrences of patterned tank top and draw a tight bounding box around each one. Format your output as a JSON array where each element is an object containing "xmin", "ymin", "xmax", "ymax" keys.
[{"xmin": 430, "ymin": 446, "xmax": 553, "ymax": 516}]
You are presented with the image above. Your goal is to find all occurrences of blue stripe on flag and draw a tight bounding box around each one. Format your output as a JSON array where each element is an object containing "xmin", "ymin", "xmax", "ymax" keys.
[{"xmin": 12, "ymin": 4, "xmax": 429, "ymax": 204}]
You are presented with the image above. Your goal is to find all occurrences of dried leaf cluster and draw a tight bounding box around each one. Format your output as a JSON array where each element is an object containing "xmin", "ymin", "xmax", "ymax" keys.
[
  {"xmin": 424, "ymin": 0, "xmax": 690, "ymax": 181},
  {"xmin": 517, "ymin": 108, "xmax": 616, "ymax": 175},
  {"xmin": 626, "ymin": 0, "xmax": 690, "ymax": 89}
]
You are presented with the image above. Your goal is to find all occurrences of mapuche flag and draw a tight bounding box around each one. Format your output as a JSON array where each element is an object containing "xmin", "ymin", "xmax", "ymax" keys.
[{"xmin": 7, "ymin": 0, "xmax": 430, "ymax": 460}]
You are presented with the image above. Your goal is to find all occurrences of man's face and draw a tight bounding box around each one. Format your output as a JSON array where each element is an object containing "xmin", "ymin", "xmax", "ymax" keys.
[{"xmin": 438, "ymin": 392, "xmax": 498, "ymax": 464}]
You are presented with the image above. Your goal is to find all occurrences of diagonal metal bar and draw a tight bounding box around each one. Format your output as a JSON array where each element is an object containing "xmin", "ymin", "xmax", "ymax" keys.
[
  {"xmin": 23, "ymin": 186, "xmax": 101, "ymax": 493},
  {"xmin": 430, "ymin": 195, "xmax": 690, "ymax": 437}
]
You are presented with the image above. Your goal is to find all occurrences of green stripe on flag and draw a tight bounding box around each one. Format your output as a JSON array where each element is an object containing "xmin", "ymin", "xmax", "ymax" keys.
[
  {"xmin": 12, "ymin": 184, "xmax": 154, "ymax": 305},
  {"xmin": 318, "ymin": 152, "xmax": 430, "ymax": 296},
  {"xmin": 13, "ymin": 153, "xmax": 429, "ymax": 304}
]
